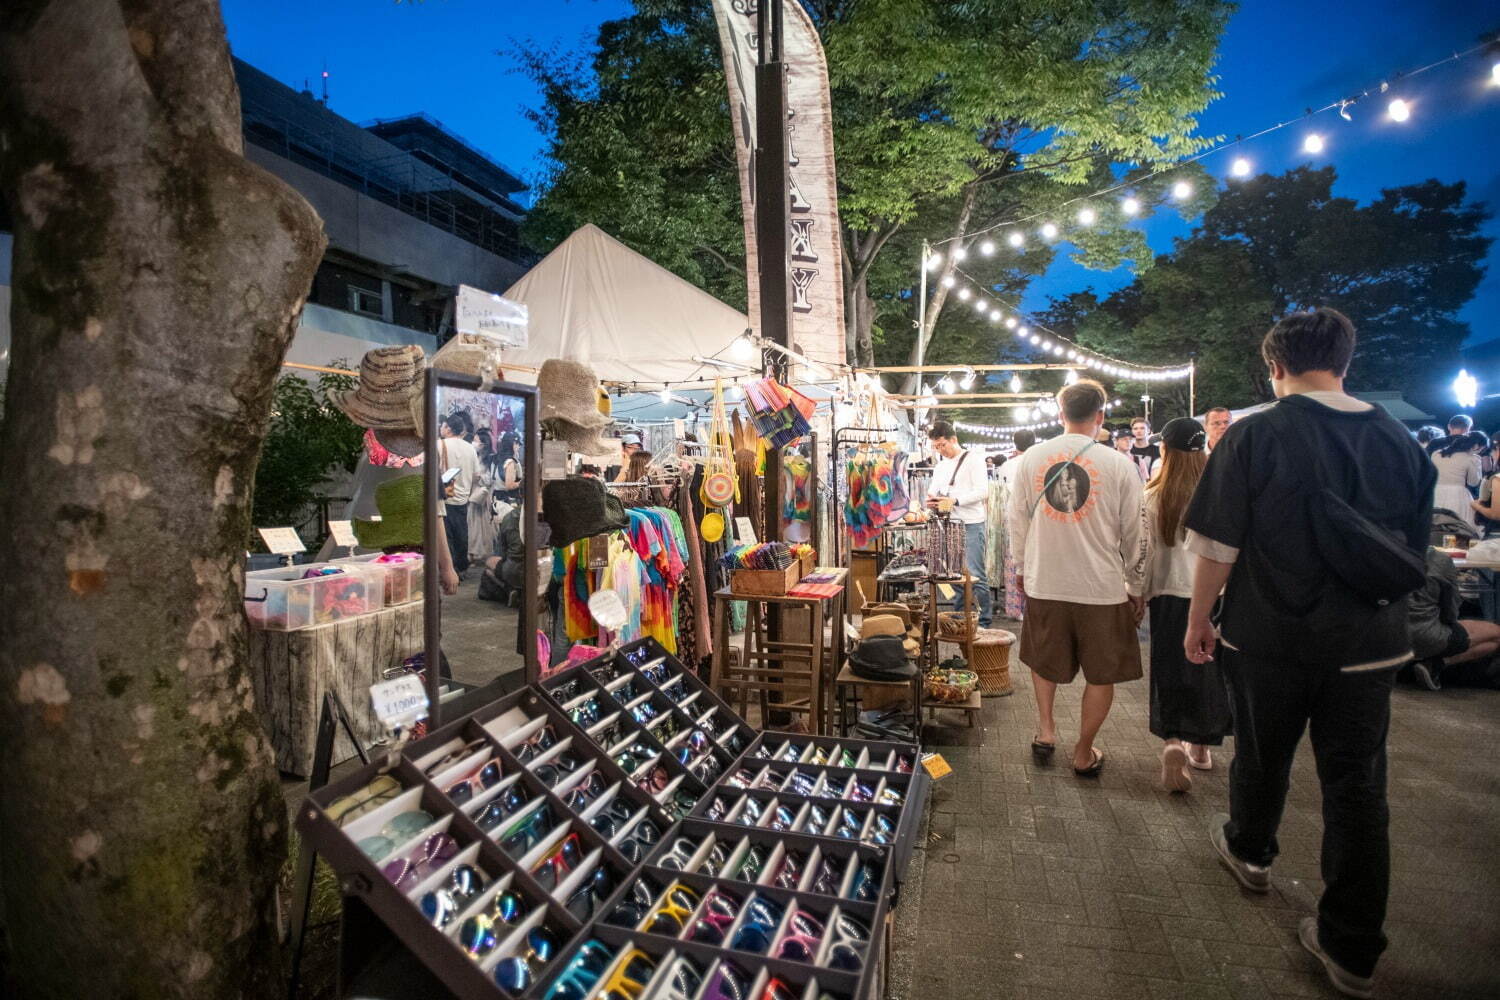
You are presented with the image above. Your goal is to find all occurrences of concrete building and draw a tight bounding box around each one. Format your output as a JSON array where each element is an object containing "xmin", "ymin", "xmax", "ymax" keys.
[{"xmin": 0, "ymin": 57, "xmax": 532, "ymax": 375}]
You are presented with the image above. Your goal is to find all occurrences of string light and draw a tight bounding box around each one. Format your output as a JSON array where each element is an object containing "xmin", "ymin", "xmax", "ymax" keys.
[
  {"xmin": 925, "ymin": 252, "xmax": 942, "ymax": 270},
  {"xmin": 1008, "ymin": 231, "xmax": 1024, "ymax": 248},
  {"xmin": 1303, "ymin": 133, "xmax": 1324, "ymax": 153},
  {"xmin": 1064, "ymin": 369, "xmax": 1079, "ymax": 384},
  {"xmin": 952, "ymin": 246, "xmax": 968, "ymax": 262},
  {"xmin": 1004, "ymin": 317, "xmax": 1019, "ymax": 329},
  {"xmin": 989, "ymin": 309, "xmax": 1003, "ymax": 323},
  {"xmin": 979, "ymin": 239, "xmax": 995, "ymax": 256},
  {"xmin": 1009, "ymin": 374, "xmax": 1022, "ymax": 393},
  {"xmin": 941, "ymin": 274, "xmax": 956, "ymax": 288},
  {"xmin": 1387, "ymin": 98, "xmax": 1410, "ymax": 122},
  {"xmin": 960, "ymin": 368, "xmax": 977, "ymax": 389},
  {"xmin": 939, "ymin": 376, "xmax": 955, "ymax": 393},
  {"xmin": 1040, "ymin": 222, "xmax": 1059, "ymax": 240},
  {"xmin": 1172, "ymin": 180, "xmax": 1192, "ymax": 200},
  {"xmin": 1231, "ymin": 157, "xmax": 1252, "ymax": 177},
  {"xmin": 1077, "ymin": 206, "xmax": 1096, "ymax": 226},
  {"xmin": 956, "ymin": 287, "xmax": 971, "ymax": 300},
  {"xmin": 659, "ymin": 387, "xmax": 672, "ymax": 403},
  {"xmin": 1120, "ymin": 196, "xmax": 1140, "ymax": 216}
]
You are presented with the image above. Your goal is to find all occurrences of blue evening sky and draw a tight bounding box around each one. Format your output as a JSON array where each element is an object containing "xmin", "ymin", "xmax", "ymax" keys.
[{"xmin": 221, "ymin": 0, "xmax": 1499, "ymax": 340}]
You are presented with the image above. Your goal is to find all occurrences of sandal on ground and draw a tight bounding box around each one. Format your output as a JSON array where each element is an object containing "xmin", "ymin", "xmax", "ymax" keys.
[
  {"xmin": 1187, "ymin": 746, "xmax": 1213, "ymax": 771},
  {"xmin": 1161, "ymin": 744, "xmax": 1192, "ymax": 793},
  {"xmin": 1031, "ymin": 737, "xmax": 1056, "ymax": 758},
  {"xmin": 1073, "ymin": 747, "xmax": 1105, "ymax": 777}
]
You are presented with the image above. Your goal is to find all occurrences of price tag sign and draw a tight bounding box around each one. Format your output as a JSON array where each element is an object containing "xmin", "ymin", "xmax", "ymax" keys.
[
  {"xmin": 921, "ymin": 753, "xmax": 953, "ymax": 780},
  {"xmin": 542, "ymin": 440, "xmax": 570, "ymax": 480},
  {"xmin": 328, "ymin": 520, "xmax": 358, "ymax": 548},
  {"xmin": 735, "ymin": 517, "xmax": 758, "ymax": 545},
  {"xmin": 258, "ymin": 526, "xmax": 306, "ymax": 555},
  {"xmin": 936, "ymin": 583, "xmax": 955, "ymax": 601},
  {"xmin": 370, "ymin": 674, "xmax": 429, "ymax": 732}
]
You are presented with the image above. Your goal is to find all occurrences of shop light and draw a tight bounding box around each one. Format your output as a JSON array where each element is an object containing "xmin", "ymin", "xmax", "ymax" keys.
[
  {"xmin": 979, "ymin": 239, "xmax": 995, "ymax": 256},
  {"xmin": 1077, "ymin": 206, "xmax": 1096, "ymax": 226},
  {"xmin": 1492, "ymin": 60, "xmax": 1500, "ymax": 86},
  {"xmin": 1064, "ymin": 369, "xmax": 1079, "ymax": 384},
  {"xmin": 960, "ymin": 368, "xmax": 977, "ymax": 389},
  {"xmin": 1454, "ymin": 369, "xmax": 1479, "ymax": 408},
  {"xmin": 1009, "ymin": 374, "xmax": 1022, "ymax": 393},
  {"xmin": 1004, "ymin": 316, "xmax": 1019, "ymax": 329},
  {"xmin": 1030, "ymin": 407, "xmax": 1042, "ymax": 421},
  {"xmin": 925, "ymin": 252, "xmax": 942, "ymax": 270},
  {"xmin": 1029, "ymin": 334, "xmax": 1042, "ymax": 346},
  {"xmin": 1017, "ymin": 326, "xmax": 1029, "ymax": 338},
  {"xmin": 1012, "ymin": 404, "xmax": 1030, "ymax": 420},
  {"xmin": 730, "ymin": 334, "xmax": 757, "ymax": 362},
  {"xmin": 952, "ymin": 245, "xmax": 968, "ymax": 262},
  {"xmin": 956, "ymin": 287, "xmax": 971, "ymax": 301},
  {"xmin": 659, "ymin": 387, "xmax": 673, "ymax": 404},
  {"xmin": 1303, "ymin": 133, "xmax": 1324, "ymax": 154},
  {"xmin": 1040, "ymin": 222, "xmax": 1059, "ymax": 240},
  {"xmin": 1231, "ymin": 157, "xmax": 1251, "ymax": 177},
  {"xmin": 989, "ymin": 310, "xmax": 1003, "ymax": 323},
  {"xmin": 941, "ymin": 274, "xmax": 956, "ymax": 288},
  {"xmin": 1172, "ymin": 180, "xmax": 1192, "ymax": 200},
  {"xmin": 1008, "ymin": 231, "xmax": 1024, "ymax": 248},
  {"xmin": 939, "ymin": 376, "xmax": 956, "ymax": 394}
]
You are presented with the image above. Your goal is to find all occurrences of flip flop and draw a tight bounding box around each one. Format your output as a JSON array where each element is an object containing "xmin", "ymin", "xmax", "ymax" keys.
[
  {"xmin": 1073, "ymin": 747, "xmax": 1106, "ymax": 777},
  {"xmin": 1030, "ymin": 738, "xmax": 1056, "ymax": 758}
]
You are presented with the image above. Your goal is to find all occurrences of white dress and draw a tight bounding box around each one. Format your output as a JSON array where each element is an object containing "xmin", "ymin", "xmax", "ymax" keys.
[{"xmin": 1431, "ymin": 450, "xmax": 1481, "ymax": 527}]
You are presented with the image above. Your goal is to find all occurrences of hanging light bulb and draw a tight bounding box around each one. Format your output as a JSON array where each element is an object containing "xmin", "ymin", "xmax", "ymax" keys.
[
  {"xmin": 1029, "ymin": 334, "xmax": 1042, "ymax": 346},
  {"xmin": 1172, "ymin": 180, "xmax": 1192, "ymax": 200},
  {"xmin": 941, "ymin": 274, "xmax": 956, "ymax": 288},
  {"xmin": 731, "ymin": 333, "xmax": 757, "ymax": 362},
  {"xmin": 1492, "ymin": 60, "xmax": 1500, "ymax": 86},
  {"xmin": 726, "ymin": 383, "xmax": 742, "ymax": 401},
  {"xmin": 1040, "ymin": 338, "xmax": 1053, "ymax": 350},
  {"xmin": 956, "ymin": 287, "xmax": 971, "ymax": 300},
  {"xmin": 1004, "ymin": 316, "xmax": 1018, "ymax": 330},
  {"xmin": 660, "ymin": 387, "xmax": 672, "ymax": 404},
  {"xmin": 1077, "ymin": 206, "xmax": 1096, "ymax": 226},
  {"xmin": 1012, "ymin": 404, "xmax": 1030, "ymax": 420},
  {"xmin": 1120, "ymin": 196, "xmax": 1140, "ymax": 216},
  {"xmin": 1008, "ymin": 231, "xmax": 1024, "ymax": 248},
  {"xmin": 1303, "ymin": 133, "xmax": 1324, "ymax": 154},
  {"xmin": 1387, "ymin": 98, "xmax": 1410, "ymax": 122},
  {"xmin": 979, "ymin": 239, "xmax": 996, "ymax": 256},
  {"xmin": 939, "ymin": 376, "xmax": 955, "ymax": 394},
  {"xmin": 989, "ymin": 310, "xmax": 1002, "ymax": 323},
  {"xmin": 960, "ymin": 368, "xmax": 976, "ymax": 389},
  {"xmin": 1030, "ymin": 407, "xmax": 1042, "ymax": 421},
  {"xmin": 1051, "ymin": 344, "xmax": 1065, "ymax": 356},
  {"xmin": 925, "ymin": 252, "xmax": 942, "ymax": 270},
  {"xmin": 1017, "ymin": 326, "xmax": 1029, "ymax": 338},
  {"xmin": 952, "ymin": 245, "xmax": 968, "ymax": 262},
  {"xmin": 1064, "ymin": 368, "xmax": 1079, "ymax": 384},
  {"xmin": 1040, "ymin": 222, "xmax": 1059, "ymax": 240},
  {"xmin": 1231, "ymin": 156, "xmax": 1251, "ymax": 178},
  {"xmin": 1066, "ymin": 349, "xmax": 1078, "ymax": 360},
  {"xmin": 972, "ymin": 293, "xmax": 987, "ymax": 310},
  {"xmin": 1009, "ymin": 374, "xmax": 1022, "ymax": 393}
]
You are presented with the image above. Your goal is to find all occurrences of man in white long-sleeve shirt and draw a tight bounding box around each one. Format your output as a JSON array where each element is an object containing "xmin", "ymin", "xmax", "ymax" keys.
[
  {"xmin": 926, "ymin": 420, "xmax": 993, "ymax": 626},
  {"xmin": 1007, "ymin": 379, "xmax": 1147, "ymax": 777}
]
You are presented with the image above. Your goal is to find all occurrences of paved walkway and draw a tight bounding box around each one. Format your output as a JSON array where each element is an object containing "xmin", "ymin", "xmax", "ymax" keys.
[{"xmin": 888, "ymin": 633, "xmax": 1500, "ymax": 1000}]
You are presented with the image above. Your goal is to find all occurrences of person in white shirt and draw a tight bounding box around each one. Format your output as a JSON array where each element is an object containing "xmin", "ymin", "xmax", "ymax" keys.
[
  {"xmin": 1430, "ymin": 431, "xmax": 1484, "ymax": 528},
  {"xmin": 1008, "ymin": 379, "xmax": 1147, "ymax": 777},
  {"xmin": 926, "ymin": 420, "xmax": 993, "ymax": 627},
  {"xmin": 439, "ymin": 413, "xmax": 482, "ymax": 574}
]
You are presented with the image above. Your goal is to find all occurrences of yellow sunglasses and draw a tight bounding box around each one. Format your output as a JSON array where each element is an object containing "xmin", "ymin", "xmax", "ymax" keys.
[
  {"xmin": 640, "ymin": 881, "xmax": 699, "ymax": 936},
  {"xmin": 324, "ymin": 775, "xmax": 399, "ymax": 826},
  {"xmin": 595, "ymin": 947, "xmax": 657, "ymax": 1000}
]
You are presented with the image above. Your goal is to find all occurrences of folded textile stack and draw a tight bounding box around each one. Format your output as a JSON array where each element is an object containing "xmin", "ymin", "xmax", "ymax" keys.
[
  {"xmin": 717, "ymin": 541, "xmax": 796, "ymax": 572},
  {"xmin": 744, "ymin": 379, "xmax": 814, "ymax": 448}
]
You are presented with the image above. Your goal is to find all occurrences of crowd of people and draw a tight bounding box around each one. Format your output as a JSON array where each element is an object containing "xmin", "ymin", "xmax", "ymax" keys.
[{"xmin": 920, "ymin": 307, "xmax": 1476, "ymax": 997}]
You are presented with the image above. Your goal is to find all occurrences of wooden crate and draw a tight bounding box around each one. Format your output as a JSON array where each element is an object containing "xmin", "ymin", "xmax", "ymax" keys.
[{"xmin": 730, "ymin": 561, "xmax": 801, "ymax": 597}]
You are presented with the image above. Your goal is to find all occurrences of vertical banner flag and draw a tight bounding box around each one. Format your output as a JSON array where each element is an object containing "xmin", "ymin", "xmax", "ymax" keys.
[{"xmin": 710, "ymin": 0, "xmax": 845, "ymax": 368}]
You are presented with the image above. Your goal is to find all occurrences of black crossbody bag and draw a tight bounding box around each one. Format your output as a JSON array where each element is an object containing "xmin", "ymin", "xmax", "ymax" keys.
[{"xmin": 1268, "ymin": 403, "xmax": 1425, "ymax": 607}]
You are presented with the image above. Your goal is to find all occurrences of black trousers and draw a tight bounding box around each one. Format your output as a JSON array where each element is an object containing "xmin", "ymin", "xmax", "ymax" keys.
[
  {"xmin": 1221, "ymin": 647, "xmax": 1395, "ymax": 977},
  {"xmin": 443, "ymin": 507, "xmax": 470, "ymax": 574}
]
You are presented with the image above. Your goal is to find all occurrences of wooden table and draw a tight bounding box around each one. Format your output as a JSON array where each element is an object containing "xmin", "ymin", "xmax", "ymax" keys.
[
  {"xmin": 248, "ymin": 600, "xmax": 424, "ymax": 776},
  {"xmin": 710, "ymin": 570, "xmax": 848, "ymax": 735}
]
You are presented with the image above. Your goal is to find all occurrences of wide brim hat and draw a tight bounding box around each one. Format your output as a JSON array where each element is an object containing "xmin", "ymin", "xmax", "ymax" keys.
[
  {"xmin": 432, "ymin": 333, "xmax": 504, "ymax": 379},
  {"xmin": 860, "ymin": 615, "xmax": 906, "ymax": 640},
  {"xmin": 335, "ymin": 345, "xmax": 426, "ymax": 431},
  {"xmin": 541, "ymin": 477, "xmax": 630, "ymax": 549},
  {"xmin": 538, "ymin": 359, "xmax": 611, "ymax": 454},
  {"xmin": 849, "ymin": 635, "xmax": 918, "ymax": 680}
]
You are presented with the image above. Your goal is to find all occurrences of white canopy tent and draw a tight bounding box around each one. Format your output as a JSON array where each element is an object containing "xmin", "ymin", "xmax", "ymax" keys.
[{"xmin": 494, "ymin": 223, "xmax": 751, "ymax": 385}]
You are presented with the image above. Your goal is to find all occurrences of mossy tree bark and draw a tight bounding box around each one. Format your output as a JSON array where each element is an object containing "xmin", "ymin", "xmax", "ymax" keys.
[{"xmin": 0, "ymin": 2, "xmax": 326, "ymax": 996}]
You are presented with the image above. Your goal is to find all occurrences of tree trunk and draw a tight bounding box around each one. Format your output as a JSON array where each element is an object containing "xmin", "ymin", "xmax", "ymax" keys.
[
  {"xmin": 903, "ymin": 183, "xmax": 979, "ymax": 394},
  {"xmin": 851, "ymin": 272, "xmax": 875, "ymax": 368},
  {"xmin": 0, "ymin": 3, "xmax": 326, "ymax": 997}
]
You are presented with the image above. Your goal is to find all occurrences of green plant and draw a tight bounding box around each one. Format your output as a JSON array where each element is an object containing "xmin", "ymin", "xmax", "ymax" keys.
[{"xmin": 251, "ymin": 365, "xmax": 363, "ymax": 544}]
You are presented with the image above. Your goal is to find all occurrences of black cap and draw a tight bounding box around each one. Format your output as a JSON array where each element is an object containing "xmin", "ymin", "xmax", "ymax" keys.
[{"xmin": 1160, "ymin": 417, "xmax": 1207, "ymax": 452}]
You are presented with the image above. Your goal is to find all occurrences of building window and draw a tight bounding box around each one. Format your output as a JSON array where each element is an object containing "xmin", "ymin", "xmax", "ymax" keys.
[{"xmin": 348, "ymin": 287, "xmax": 384, "ymax": 318}]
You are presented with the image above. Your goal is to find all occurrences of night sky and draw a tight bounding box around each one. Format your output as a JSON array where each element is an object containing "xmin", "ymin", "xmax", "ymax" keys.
[{"xmin": 221, "ymin": 0, "xmax": 1499, "ymax": 341}]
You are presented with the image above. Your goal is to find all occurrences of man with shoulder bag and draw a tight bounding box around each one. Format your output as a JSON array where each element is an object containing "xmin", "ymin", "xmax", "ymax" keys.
[{"xmin": 1182, "ymin": 309, "xmax": 1434, "ymax": 999}]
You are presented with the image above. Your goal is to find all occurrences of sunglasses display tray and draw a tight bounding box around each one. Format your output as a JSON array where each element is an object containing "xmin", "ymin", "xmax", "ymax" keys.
[
  {"xmin": 590, "ymin": 864, "xmax": 885, "ymax": 1000},
  {"xmin": 547, "ymin": 925, "xmax": 863, "ymax": 1000},
  {"xmin": 738, "ymin": 733, "xmax": 917, "ymax": 776}
]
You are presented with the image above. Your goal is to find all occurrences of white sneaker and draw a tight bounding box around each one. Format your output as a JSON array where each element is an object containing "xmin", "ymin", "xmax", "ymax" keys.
[
  {"xmin": 1187, "ymin": 744, "xmax": 1213, "ymax": 770},
  {"xmin": 1161, "ymin": 744, "xmax": 1192, "ymax": 793},
  {"xmin": 1298, "ymin": 917, "xmax": 1375, "ymax": 998},
  {"xmin": 1209, "ymin": 813, "xmax": 1270, "ymax": 893}
]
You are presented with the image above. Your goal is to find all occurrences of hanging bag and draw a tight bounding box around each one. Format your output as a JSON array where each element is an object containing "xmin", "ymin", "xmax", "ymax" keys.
[{"xmin": 701, "ymin": 379, "xmax": 739, "ymax": 508}]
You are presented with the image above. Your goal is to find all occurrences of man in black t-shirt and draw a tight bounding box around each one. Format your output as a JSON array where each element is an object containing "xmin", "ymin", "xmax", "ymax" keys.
[
  {"xmin": 1128, "ymin": 418, "xmax": 1159, "ymax": 482},
  {"xmin": 1182, "ymin": 309, "xmax": 1433, "ymax": 999}
]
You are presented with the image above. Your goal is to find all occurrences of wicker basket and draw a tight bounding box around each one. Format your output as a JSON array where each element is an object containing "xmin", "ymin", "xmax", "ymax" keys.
[
  {"xmin": 972, "ymin": 627, "xmax": 1016, "ymax": 697},
  {"xmin": 936, "ymin": 610, "xmax": 978, "ymax": 642},
  {"xmin": 925, "ymin": 668, "xmax": 979, "ymax": 703}
]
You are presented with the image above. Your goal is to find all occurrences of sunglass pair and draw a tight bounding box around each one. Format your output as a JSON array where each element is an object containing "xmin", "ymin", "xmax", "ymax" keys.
[{"xmin": 434, "ymin": 879, "xmax": 524, "ymax": 932}]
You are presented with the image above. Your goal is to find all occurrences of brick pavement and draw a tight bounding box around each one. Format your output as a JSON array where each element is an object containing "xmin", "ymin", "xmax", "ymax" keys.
[{"xmin": 887, "ymin": 635, "xmax": 1500, "ymax": 1000}]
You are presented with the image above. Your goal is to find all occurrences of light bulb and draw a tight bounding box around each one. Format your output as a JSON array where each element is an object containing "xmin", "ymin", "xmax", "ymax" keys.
[
  {"xmin": 1077, "ymin": 207, "xmax": 1096, "ymax": 226},
  {"xmin": 1008, "ymin": 231, "xmax": 1025, "ymax": 248},
  {"xmin": 956, "ymin": 287, "xmax": 970, "ymax": 300},
  {"xmin": 731, "ymin": 334, "xmax": 756, "ymax": 362},
  {"xmin": 1052, "ymin": 344, "xmax": 1065, "ymax": 356},
  {"xmin": 1387, "ymin": 98, "xmax": 1410, "ymax": 122},
  {"xmin": 979, "ymin": 239, "xmax": 995, "ymax": 256},
  {"xmin": 660, "ymin": 387, "xmax": 672, "ymax": 403},
  {"xmin": 989, "ymin": 310, "xmax": 1002, "ymax": 323},
  {"xmin": 726, "ymin": 384, "xmax": 741, "ymax": 401},
  {"xmin": 1120, "ymin": 196, "xmax": 1140, "ymax": 216},
  {"xmin": 1040, "ymin": 339, "xmax": 1052, "ymax": 350},
  {"xmin": 925, "ymin": 252, "xmax": 942, "ymax": 270},
  {"xmin": 973, "ymin": 294, "xmax": 986, "ymax": 310},
  {"xmin": 1010, "ymin": 375, "xmax": 1022, "ymax": 393},
  {"xmin": 1017, "ymin": 326, "xmax": 1029, "ymax": 337},
  {"xmin": 1172, "ymin": 180, "xmax": 1192, "ymax": 200},
  {"xmin": 941, "ymin": 274, "xmax": 956, "ymax": 288},
  {"xmin": 1231, "ymin": 157, "xmax": 1251, "ymax": 177},
  {"xmin": 1030, "ymin": 407, "xmax": 1042, "ymax": 421},
  {"xmin": 1004, "ymin": 316, "xmax": 1018, "ymax": 329},
  {"xmin": 1067, "ymin": 349, "xmax": 1078, "ymax": 360},
  {"xmin": 1492, "ymin": 60, "xmax": 1500, "ymax": 86},
  {"xmin": 1029, "ymin": 334, "xmax": 1041, "ymax": 346},
  {"xmin": 1303, "ymin": 133, "xmax": 1324, "ymax": 154},
  {"xmin": 1040, "ymin": 222, "xmax": 1059, "ymax": 240},
  {"xmin": 1064, "ymin": 369, "xmax": 1079, "ymax": 384},
  {"xmin": 952, "ymin": 246, "xmax": 968, "ymax": 262},
  {"xmin": 939, "ymin": 376, "xmax": 955, "ymax": 394},
  {"xmin": 961, "ymin": 369, "xmax": 976, "ymax": 389},
  {"xmin": 1012, "ymin": 404, "xmax": 1029, "ymax": 420},
  {"xmin": 1113, "ymin": 398, "xmax": 1122, "ymax": 407}
]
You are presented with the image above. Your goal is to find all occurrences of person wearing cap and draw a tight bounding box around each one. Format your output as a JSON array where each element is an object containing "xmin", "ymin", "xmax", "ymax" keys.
[
  {"xmin": 1007, "ymin": 380, "xmax": 1147, "ymax": 778},
  {"xmin": 608, "ymin": 432, "xmax": 642, "ymax": 481},
  {"xmin": 1143, "ymin": 417, "xmax": 1231, "ymax": 793},
  {"xmin": 1112, "ymin": 426, "xmax": 1133, "ymax": 455}
]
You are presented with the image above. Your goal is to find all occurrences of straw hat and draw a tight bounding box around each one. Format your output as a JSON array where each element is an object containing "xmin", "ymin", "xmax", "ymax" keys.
[
  {"xmin": 431, "ymin": 333, "xmax": 503, "ymax": 380},
  {"xmin": 335, "ymin": 345, "xmax": 426, "ymax": 431},
  {"xmin": 861, "ymin": 615, "xmax": 919, "ymax": 656},
  {"xmin": 538, "ymin": 359, "xmax": 611, "ymax": 454}
]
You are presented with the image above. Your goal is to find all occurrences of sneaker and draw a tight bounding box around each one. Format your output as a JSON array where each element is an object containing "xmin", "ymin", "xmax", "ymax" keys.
[
  {"xmin": 1298, "ymin": 917, "xmax": 1375, "ymax": 998},
  {"xmin": 1161, "ymin": 744, "xmax": 1192, "ymax": 793},
  {"xmin": 1412, "ymin": 661, "xmax": 1442, "ymax": 691},
  {"xmin": 1208, "ymin": 813, "xmax": 1270, "ymax": 893}
]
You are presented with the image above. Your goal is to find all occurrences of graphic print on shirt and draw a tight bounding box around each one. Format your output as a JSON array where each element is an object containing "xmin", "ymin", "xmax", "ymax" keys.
[{"xmin": 1035, "ymin": 450, "xmax": 1101, "ymax": 523}]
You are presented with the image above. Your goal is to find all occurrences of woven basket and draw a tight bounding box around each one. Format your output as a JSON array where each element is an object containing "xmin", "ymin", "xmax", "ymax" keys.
[
  {"xmin": 972, "ymin": 627, "xmax": 1016, "ymax": 697},
  {"xmin": 936, "ymin": 610, "xmax": 977, "ymax": 641},
  {"xmin": 925, "ymin": 668, "xmax": 979, "ymax": 703}
]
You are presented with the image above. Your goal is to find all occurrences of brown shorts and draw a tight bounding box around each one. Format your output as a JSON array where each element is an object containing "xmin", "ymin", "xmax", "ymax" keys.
[{"xmin": 1019, "ymin": 597, "xmax": 1143, "ymax": 685}]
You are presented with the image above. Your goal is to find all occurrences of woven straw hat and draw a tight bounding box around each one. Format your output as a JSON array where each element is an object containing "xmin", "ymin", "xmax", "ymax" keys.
[
  {"xmin": 431, "ymin": 333, "xmax": 502, "ymax": 380},
  {"xmin": 335, "ymin": 345, "xmax": 426, "ymax": 431},
  {"xmin": 538, "ymin": 359, "xmax": 611, "ymax": 454}
]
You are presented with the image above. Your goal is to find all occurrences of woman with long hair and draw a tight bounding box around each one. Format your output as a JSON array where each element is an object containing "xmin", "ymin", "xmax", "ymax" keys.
[
  {"xmin": 1145, "ymin": 417, "xmax": 1232, "ymax": 792},
  {"xmin": 493, "ymin": 431, "xmax": 522, "ymax": 504},
  {"xmin": 467, "ymin": 428, "xmax": 498, "ymax": 564},
  {"xmin": 1432, "ymin": 430, "xmax": 1485, "ymax": 528}
]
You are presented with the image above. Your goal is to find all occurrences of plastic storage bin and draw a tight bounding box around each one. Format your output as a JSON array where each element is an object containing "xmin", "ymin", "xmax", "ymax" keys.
[
  {"xmin": 333, "ymin": 552, "xmax": 425, "ymax": 605},
  {"xmin": 244, "ymin": 561, "xmax": 384, "ymax": 630}
]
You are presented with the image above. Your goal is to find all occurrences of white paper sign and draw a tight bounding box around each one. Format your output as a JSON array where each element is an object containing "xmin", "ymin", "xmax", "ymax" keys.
[
  {"xmin": 328, "ymin": 520, "xmax": 358, "ymax": 548},
  {"xmin": 455, "ymin": 285, "xmax": 529, "ymax": 348},
  {"xmin": 370, "ymin": 674, "xmax": 429, "ymax": 731},
  {"xmin": 542, "ymin": 440, "xmax": 571, "ymax": 480},
  {"xmin": 735, "ymin": 517, "xmax": 758, "ymax": 545},
  {"xmin": 257, "ymin": 526, "xmax": 306, "ymax": 554}
]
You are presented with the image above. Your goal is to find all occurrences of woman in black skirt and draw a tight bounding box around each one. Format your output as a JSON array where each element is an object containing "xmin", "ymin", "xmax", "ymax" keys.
[{"xmin": 1144, "ymin": 418, "xmax": 1232, "ymax": 792}]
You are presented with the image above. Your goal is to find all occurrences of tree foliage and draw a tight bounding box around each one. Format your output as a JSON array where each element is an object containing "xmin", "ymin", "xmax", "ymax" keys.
[
  {"xmin": 1044, "ymin": 166, "xmax": 1493, "ymax": 414},
  {"xmin": 251, "ymin": 367, "xmax": 363, "ymax": 540}
]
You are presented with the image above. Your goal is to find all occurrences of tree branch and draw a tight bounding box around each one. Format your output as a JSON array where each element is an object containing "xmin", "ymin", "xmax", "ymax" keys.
[{"xmin": 692, "ymin": 243, "xmax": 744, "ymax": 276}]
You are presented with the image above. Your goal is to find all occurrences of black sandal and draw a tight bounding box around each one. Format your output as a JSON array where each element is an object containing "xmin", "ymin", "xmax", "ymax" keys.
[
  {"xmin": 1073, "ymin": 748, "xmax": 1106, "ymax": 777},
  {"xmin": 1031, "ymin": 738, "xmax": 1056, "ymax": 758}
]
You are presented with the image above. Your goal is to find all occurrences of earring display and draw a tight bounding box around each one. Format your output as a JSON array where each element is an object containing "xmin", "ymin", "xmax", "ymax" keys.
[{"xmin": 295, "ymin": 644, "xmax": 926, "ymax": 1000}]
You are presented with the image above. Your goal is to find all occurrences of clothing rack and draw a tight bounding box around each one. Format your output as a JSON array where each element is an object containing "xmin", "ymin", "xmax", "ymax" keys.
[{"xmin": 831, "ymin": 425, "xmax": 903, "ymax": 567}]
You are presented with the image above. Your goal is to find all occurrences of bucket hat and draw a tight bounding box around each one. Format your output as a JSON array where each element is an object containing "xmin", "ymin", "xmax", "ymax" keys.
[
  {"xmin": 538, "ymin": 359, "xmax": 611, "ymax": 454},
  {"xmin": 860, "ymin": 614, "xmax": 919, "ymax": 656},
  {"xmin": 432, "ymin": 333, "xmax": 504, "ymax": 381},
  {"xmin": 541, "ymin": 478, "xmax": 629, "ymax": 549},
  {"xmin": 849, "ymin": 635, "xmax": 917, "ymax": 681},
  {"xmin": 335, "ymin": 345, "xmax": 426, "ymax": 431}
]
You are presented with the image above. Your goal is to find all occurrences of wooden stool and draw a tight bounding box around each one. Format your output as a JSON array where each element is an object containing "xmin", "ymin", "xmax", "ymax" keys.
[
  {"xmin": 972, "ymin": 627, "xmax": 1016, "ymax": 697},
  {"xmin": 834, "ymin": 662, "xmax": 921, "ymax": 737}
]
